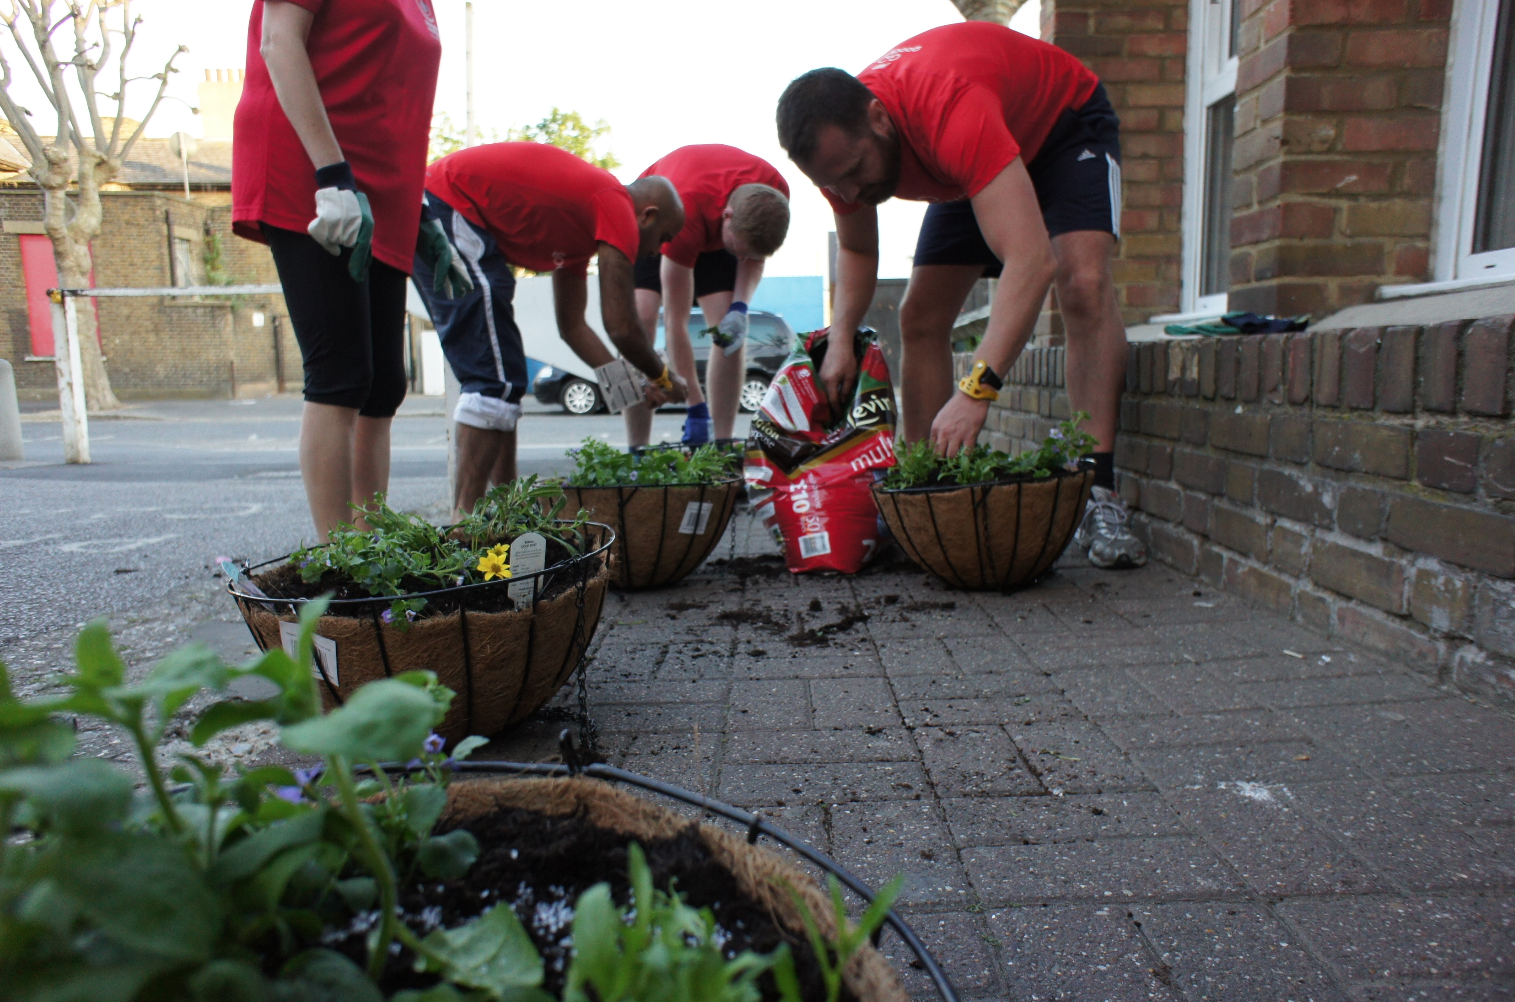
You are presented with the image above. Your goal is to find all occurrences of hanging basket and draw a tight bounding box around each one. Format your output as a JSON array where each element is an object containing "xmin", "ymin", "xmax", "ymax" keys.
[
  {"xmin": 562, "ymin": 478, "xmax": 741, "ymax": 590},
  {"xmin": 227, "ymin": 523, "xmax": 615, "ymax": 744},
  {"xmin": 435, "ymin": 772, "xmax": 913, "ymax": 1002},
  {"xmin": 873, "ymin": 467, "xmax": 1095, "ymax": 590}
]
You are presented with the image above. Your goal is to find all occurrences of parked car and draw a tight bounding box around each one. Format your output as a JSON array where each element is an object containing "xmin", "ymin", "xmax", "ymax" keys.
[{"xmin": 533, "ymin": 309, "xmax": 796, "ymax": 415}]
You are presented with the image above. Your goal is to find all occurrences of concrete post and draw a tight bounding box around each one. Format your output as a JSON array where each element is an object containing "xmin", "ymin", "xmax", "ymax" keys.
[
  {"xmin": 49, "ymin": 293, "xmax": 89, "ymax": 464},
  {"xmin": 445, "ymin": 356, "xmax": 460, "ymax": 515},
  {"xmin": 0, "ymin": 358, "xmax": 22, "ymax": 461}
]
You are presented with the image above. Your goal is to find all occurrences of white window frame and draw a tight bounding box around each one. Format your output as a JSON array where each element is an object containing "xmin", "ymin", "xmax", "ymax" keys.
[
  {"xmin": 1431, "ymin": 0, "xmax": 1515, "ymax": 285},
  {"xmin": 1162, "ymin": 0, "xmax": 1240, "ymax": 321}
]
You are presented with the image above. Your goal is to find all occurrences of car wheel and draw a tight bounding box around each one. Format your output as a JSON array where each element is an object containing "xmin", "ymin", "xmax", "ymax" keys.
[
  {"xmin": 739, "ymin": 373, "xmax": 769, "ymax": 414},
  {"xmin": 561, "ymin": 379, "xmax": 601, "ymax": 415}
]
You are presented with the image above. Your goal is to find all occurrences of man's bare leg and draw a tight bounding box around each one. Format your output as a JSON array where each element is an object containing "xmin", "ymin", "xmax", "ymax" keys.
[
  {"xmin": 352, "ymin": 415, "xmax": 392, "ymax": 519},
  {"xmin": 299, "ymin": 401, "xmax": 359, "ymax": 541},
  {"xmin": 897, "ymin": 264, "xmax": 985, "ymax": 442},
  {"xmin": 454, "ymin": 423, "xmax": 507, "ymax": 520},
  {"xmin": 488, "ymin": 429, "xmax": 517, "ymax": 489},
  {"xmin": 1050, "ymin": 231, "xmax": 1125, "ymax": 451},
  {"xmin": 696, "ymin": 291, "xmax": 744, "ymax": 440}
]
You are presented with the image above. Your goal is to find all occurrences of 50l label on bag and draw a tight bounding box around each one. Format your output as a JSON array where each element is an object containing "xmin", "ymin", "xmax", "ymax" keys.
[
  {"xmin": 279, "ymin": 621, "xmax": 339, "ymax": 686},
  {"xmin": 679, "ymin": 501, "xmax": 714, "ymax": 535}
]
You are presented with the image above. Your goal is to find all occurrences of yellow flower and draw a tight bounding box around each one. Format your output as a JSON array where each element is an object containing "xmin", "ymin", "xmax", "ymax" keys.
[
  {"xmin": 476, "ymin": 552, "xmax": 512, "ymax": 581},
  {"xmin": 487, "ymin": 543, "xmax": 511, "ymax": 561}
]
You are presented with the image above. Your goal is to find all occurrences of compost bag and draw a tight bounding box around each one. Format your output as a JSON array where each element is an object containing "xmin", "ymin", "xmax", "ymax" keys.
[{"xmin": 744, "ymin": 327, "xmax": 896, "ymax": 573}]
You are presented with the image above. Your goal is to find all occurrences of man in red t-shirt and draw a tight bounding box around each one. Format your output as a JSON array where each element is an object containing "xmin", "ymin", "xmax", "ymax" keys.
[
  {"xmin": 629, "ymin": 145, "xmax": 791, "ymax": 447},
  {"xmin": 776, "ymin": 21, "xmax": 1144, "ymax": 569},
  {"xmin": 417, "ymin": 142, "xmax": 689, "ymax": 516}
]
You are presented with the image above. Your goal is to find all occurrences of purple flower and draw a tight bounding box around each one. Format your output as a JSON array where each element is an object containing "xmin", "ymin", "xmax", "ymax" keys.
[
  {"xmin": 294, "ymin": 766, "xmax": 323, "ymax": 786},
  {"xmin": 423, "ymin": 733, "xmax": 447, "ymax": 755},
  {"xmin": 274, "ymin": 786, "xmax": 303, "ymax": 804},
  {"xmin": 381, "ymin": 609, "xmax": 394, "ymax": 624}
]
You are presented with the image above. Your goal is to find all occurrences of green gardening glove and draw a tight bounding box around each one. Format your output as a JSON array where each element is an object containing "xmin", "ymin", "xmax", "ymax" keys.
[
  {"xmin": 347, "ymin": 190, "xmax": 374, "ymax": 283},
  {"xmin": 416, "ymin": 216, "xmax": 474, "ymax": 299}
]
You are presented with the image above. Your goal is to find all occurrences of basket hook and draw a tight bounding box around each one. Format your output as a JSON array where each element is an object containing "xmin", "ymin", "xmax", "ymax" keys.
[{"xmin": 559, "ymin": 728, "xmax": 585, "ymax": 776}]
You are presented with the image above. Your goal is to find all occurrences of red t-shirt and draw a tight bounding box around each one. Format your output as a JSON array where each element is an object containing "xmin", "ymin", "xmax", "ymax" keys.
[
  {"xmin": 638, "ymin": 145, "xmax": 790, "ymax": 268},
  {"xmin": 824, "ymin": 22, "xmax": 1099, "ymax": 215},
  {"xmin": 424, "ymin": 143, "xmax": 640, "ymax": 276},
  {"xmin": 232, "ymin": 0, "xmax": 442, "ymax": 274}
]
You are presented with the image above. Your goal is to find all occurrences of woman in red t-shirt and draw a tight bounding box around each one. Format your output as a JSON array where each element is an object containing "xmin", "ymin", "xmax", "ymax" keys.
[{"xmin": 233, "ymin": 0, "xmax": 441, "ymax": 540}]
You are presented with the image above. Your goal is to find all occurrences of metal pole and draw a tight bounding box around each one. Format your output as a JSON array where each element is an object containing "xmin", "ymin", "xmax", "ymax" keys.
[
  {"xmin": 49, "ymin": 291, "xmax": 89, "ymax": 464},
  {"xmin": 180, "ymin": 144, "xmax": 190, "ymax": 200},
  {"xmin": 465, "ymin": 1, "xmax": 476, "ymax": 147}
]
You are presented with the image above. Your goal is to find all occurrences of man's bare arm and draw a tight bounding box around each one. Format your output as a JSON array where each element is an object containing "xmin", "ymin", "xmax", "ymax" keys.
[
  {"xmin": 598, "ymin": 245, "xmax": 674, "ymax": 379},
  {"xmin": 732, "ymin": 256, "xmax": 765, "ymax": 306},
  {"xmin": 551, "ymin": 268, "xmax": 614, "ymax": 368},
  {"xmin": 930, "ymin": 159, "xmax": 1057, "ymax": 456},
  {"xmin": 817, "ymin": 206, "xmax": 880, "ymax": 413},
  {"xmin": 661, "ymin": 257, "xmax": 698, "ymax": 385}
]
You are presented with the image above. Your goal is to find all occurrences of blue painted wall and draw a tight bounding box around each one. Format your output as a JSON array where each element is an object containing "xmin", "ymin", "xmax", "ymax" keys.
[{"xmin": 750, "ymin": 276, "xmax": 825, "ymax": 335}]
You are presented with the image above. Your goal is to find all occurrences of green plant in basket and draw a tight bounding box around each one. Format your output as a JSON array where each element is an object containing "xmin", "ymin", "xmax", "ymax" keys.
[
  {"xmin": 567, "ymin": 437, "xmax": 733, "ymax": 487},
  {"xmin": 883, "ymin": 411, "xmax": 1098, "ymax": 489}
]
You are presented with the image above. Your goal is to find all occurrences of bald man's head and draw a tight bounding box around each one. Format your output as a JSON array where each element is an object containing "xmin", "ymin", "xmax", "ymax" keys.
[{"xmin": 627, "ymin": 175, "xmax": 685, "ymax": 259}]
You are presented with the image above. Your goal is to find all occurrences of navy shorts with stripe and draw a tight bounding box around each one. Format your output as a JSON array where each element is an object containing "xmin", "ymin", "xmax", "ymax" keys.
[
  {"xmin": 912, "ymin": 82, "xmax": 1123, "ymax": 277},
  {"xmin": 412, "ymin": 192, "xmax": 527, "ymax": 403}
]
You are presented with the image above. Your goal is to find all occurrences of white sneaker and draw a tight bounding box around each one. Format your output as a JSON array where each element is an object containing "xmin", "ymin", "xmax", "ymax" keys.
[{"xmin": 1075, "ymin": 486, "xmax": 1147, "ymax": 569}]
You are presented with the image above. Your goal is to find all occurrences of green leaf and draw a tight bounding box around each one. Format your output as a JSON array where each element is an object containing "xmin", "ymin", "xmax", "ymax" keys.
[
  {"xmin": 56, "ymin": 832, "xmax": 223, "ymax": 963},
  {"xmin": 117, "ymin": 643, "xmax": 229, "ymax": 723},
  {"xmin": 421, "ymin": 903, "xmax": 544, "ymax": 996},
  {"xmin": 565, "ymin": 883, "xmax": 623, "ymax": 1002},
  {"xmin": 390, "ymin": 987, "xmax": 468, "ymax": 1002},
  {"xmin": 191, "ymin": 698, "xmax": 283, "ymax": 747},
  {"xmin": 449, "ymin": 735, "xmax": 489, "ymax": 762},
  {"xmin": 280, "ymin": 678, "xmax": 446, "ymax": 763},
  {"xmin": 0, "ymin": 759, "xmax": 131, "ymax": 834},
  {"xmin": 334, "ymin": 876, "xmax": 377, "ymax": 912},
  {"xmin": 0, "ymin": 716, "xmax": 77, "ymax": 767},
  {"xmin": 275, "ymin": 949, "xmax": 382, "ymax": 1002},
  {"xmin": 402, "ymin": 784, "xmax": 449, "ymax": 837},
  {"xmin": 190, "ymin": 959, "xmax": 276, "ymax": 1002},
  {"xmin": 417, "ymin": 829, "xmax": 479, "ymax": 879},
  {"xmin": 212, "ymin": 806, "xmax": 327, "ymax": 882},
  {"xmin": 73, "ymin": 620, "xmax": 126, "ymax": 689},
  {"xmin": 6, "ymin": 958, "xmax": 171, "ymax": 1002}
]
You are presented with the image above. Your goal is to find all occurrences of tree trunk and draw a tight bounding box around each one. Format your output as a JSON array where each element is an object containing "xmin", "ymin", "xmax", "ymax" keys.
[{"xmin": 953, "ymin": 0, "xmax": 1026, "ymax": 22}]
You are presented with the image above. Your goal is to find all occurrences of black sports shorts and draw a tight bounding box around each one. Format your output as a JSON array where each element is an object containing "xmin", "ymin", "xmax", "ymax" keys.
[
  {"xmin": 634, "ymin": 248, "xmax": 739, "ymax": 298},
  {"xmin": 262, "ymin": 223, "xmax": 408, "ymax": 417},
  {"xmin": 912, "ymin": 81, "xmax": 1123, "ymax": 277}
]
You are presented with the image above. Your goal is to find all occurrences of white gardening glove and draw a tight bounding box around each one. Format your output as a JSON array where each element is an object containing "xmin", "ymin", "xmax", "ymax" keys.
[
  {"xmin": 308, "ymin": 187, "xmax": 365, "ymax": 255},
  {"xmin": 713, "ymin": 301, "xmax": 749, "ymax": 357}
]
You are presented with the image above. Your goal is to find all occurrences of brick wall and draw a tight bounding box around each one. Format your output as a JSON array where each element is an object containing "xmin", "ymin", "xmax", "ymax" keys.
[
  {"xmin": 1227, "ymin": 0, "xmax": 1449, "ymax": 316},
  {"xmin": 1030, "ymin": 0, "xmax": 1188, "ymax": 336},
  {"xmin": 0, "ymin": 190, "xmax": 292, "ymax": 400},
  {"xmin": 969, "ymin": 318, "xmax": 1515, "ymax": 710}
]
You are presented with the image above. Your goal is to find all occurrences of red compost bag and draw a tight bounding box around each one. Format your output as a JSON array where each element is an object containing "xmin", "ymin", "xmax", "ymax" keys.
[{"xmin": 744, "ymin": 328, "xmax": 896, "ymax": 573}]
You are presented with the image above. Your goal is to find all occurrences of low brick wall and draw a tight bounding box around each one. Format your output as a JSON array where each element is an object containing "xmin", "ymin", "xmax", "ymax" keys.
[{"xmin": 965, "ymin": 317, "xmax": 1515, "ymax": 709}]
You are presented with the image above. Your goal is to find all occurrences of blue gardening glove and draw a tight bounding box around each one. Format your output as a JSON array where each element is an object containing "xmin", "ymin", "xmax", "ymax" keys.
[
  {"xmin": 307, "ymin": 161, "xmax": 374, "ymax": 283},
  {"xmin": 711, "ymin": 301, "xmax": 749, "ymax": 356},
  {"xmin": 682, "ymin": 401, "xmax": 712, "ymax": 446},
  {"xmin": 416, "ymin": 215, "xmax": 474, "ymax": 299}
]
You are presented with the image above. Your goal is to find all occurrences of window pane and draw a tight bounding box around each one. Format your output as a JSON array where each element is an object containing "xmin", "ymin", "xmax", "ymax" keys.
[
  {"xmin": 1228, "ymin": 0, "xmax": 1241, "ymax": 58},
  {"xmin": 1202, "ymin": 97, "xmax": 1236, "ymax": 297},
  {"xmin": 1475, "ymin": 0, "xmax": 1515, "ymax": 254}
]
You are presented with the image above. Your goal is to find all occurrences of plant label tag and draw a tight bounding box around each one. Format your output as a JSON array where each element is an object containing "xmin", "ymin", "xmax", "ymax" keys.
[
  {"xmin": 679, "ymin": 501, "xmax": 714, "ymax": 535},
  {"xmin": 594, "ymin": 357, "xmax": 644, "ymax": 414},
  {"xmin": 279, "ymin": 620, "xmax": 339, "ymax": 686},
  {"xmin": 797, "ymin": 531, "xmax": 832, "ymax": 560},
  {"xmin": 507, "ymin": 531, "xmax": 547, "ymax": 607}
]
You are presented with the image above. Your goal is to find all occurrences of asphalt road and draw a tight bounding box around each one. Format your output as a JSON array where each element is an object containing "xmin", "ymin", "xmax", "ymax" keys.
[{"xmin": 1, "ymin": 394, "xmax": 751, "ymax": 643}]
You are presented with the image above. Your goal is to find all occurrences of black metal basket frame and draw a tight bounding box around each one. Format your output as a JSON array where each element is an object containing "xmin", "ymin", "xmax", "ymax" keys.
[
  {"xmin": 225, "ymin": 522, "xmax": 616, "ymax": 749},
  {"xmin": 873, "ymin": 464, "xmax": 1091, "ymax": 591},
  {"xmin": 563, "ymin": 476, "xmax": 742, "ymax": 588},
  {"xmin": 372, "ymin": 734, "xmax": 960, "ymax": 1002}
]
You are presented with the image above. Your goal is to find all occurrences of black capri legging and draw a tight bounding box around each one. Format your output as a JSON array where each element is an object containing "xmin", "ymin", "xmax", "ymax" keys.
[{"xmin": 263, "ymin": 223, "xmax": 408, "ymax": 417}]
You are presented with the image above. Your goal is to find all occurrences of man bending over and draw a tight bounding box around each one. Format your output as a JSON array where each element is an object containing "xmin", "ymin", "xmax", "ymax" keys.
[
  {"xmin": 414, "ymin": 141, "xmax": 688, "ymax": 517},
  {"xmin": 776, "ymin": 22, "xmax": 1144, "ymax": 568}
]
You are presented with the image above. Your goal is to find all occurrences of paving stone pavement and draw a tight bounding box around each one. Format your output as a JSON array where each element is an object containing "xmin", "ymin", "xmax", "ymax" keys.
[{"xmin": 482, "ymin": 509, "xmax": 1515, "ymax": 1002}]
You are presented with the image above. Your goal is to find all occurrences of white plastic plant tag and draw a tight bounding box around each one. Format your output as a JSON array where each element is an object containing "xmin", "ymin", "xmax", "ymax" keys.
[
  {"xmin": 507, "ymin": 531, "xmax": 547, "ymax": 607},
  {"xmin": 594, "ymin": 357, "xmax": 644, "ymax": 414},
  {"xmin": 678, "ymin": 501, "xmax": 714, "ymax": 535},
  {"xmin": 280, "ymin": 620, "xmax": 339, "ymax": 685},
  {"xmin": 798, "ymin": 531, "xmax": 832, "ymax": 559}
]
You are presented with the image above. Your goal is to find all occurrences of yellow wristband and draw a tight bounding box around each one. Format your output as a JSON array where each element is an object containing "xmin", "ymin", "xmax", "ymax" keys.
[
  {"xmin": 651, "ymin": 364, "xmax": 674, "ymax": 391},
  {"xmin": 958, "ymin": 360, "xmax": 1001, "ymax": 401}
]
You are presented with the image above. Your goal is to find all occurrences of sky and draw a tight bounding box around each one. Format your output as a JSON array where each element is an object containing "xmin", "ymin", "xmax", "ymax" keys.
[{"xmin": 1, "ymin": 0, "xmax": 1038, "ymax": 279}]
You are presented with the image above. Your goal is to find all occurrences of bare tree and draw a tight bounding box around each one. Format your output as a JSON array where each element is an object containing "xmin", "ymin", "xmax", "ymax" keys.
[
  {"xmin": 0, "ymin": 0, "xmax": 184, "ymax": 411},
  {"xmin": 953, "ymin": 0, "xmax": 1028, "ymax": 24}
]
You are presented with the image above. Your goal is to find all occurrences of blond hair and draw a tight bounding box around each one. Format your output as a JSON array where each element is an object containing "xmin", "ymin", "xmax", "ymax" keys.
[{"xmin": 727, "ymin": 183, "xmax": 790, "ymax": 258}]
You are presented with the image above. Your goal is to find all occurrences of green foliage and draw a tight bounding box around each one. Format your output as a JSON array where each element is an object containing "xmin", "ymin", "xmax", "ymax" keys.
[
  {"xmin": 564, "ymin": 843, "xmax": 801, "ymax": 1002},
  {"xmin": 507, "ymin": 107, "xmax": 619, "ymax": 171},
  {"xmin": 429, "ymin": 111, "xmax": 502, "ymax": 162},
  {"xmin": 882, "ymin": 412, "xmax": 1099, "ymax": 489},
  {"xmin": 779, "ymin": 873, "xmax": 906, "ymax": 1002},
  {"xmin": 291, "ymin": 479, "xmax": 590, "ymax": 624},
  {"xmin": 419, "ymin": 903, "xmax": 550, "ymax": 1001},
  {"xmin": 0, "ymin": 604, "xmax": 494, "ymax": 1000},
  {"xmin": 566, "ymin": 438, "xmax": 736, "ymax": 487}
]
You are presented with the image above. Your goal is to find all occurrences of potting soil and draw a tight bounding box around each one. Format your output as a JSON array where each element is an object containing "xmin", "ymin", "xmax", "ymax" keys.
[{"xmin": 324, "ymin": 805, "xmax": 851, "ymax": 1000}]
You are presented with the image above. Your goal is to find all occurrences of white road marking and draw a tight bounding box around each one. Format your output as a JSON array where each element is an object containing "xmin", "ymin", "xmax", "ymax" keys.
[{"xmin": 59, "ymin": 534, "xmax": 179, "ymax": 553}]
